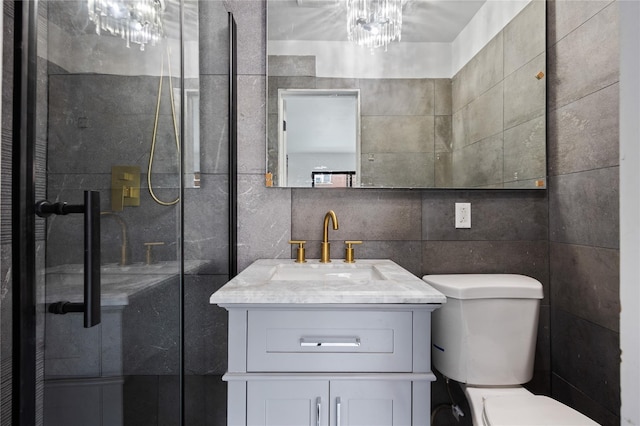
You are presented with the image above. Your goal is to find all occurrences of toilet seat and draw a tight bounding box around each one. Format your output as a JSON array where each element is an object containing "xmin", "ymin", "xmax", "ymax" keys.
[{"xmin": 482, "ymin": 395, "xmax": 600, "ymax": 426}]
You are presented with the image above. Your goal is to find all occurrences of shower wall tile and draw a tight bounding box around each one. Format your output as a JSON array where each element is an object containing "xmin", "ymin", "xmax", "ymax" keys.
[
  {"xmin": 434, "ymin": 153, "xmax": 453, "ymax": 188},
  {"xmin": 504, "ymin": 0, "xmax": 546, "ymax": 76},
  {"xmin": 547, "ymin": 1, "xmax": 619, "ymax": 110},
  {"xmin": 198, "ymin": 0, "xmax": 230, "ymax": 76},
  {"xmin": 184, "ymin": 178, "xmax": 229, "ymax": 275},
  {"xmin": 504, "ymin": 53, "xmax": 546, "ymax": 129},
  {"xmin": 452, "ymin": 32, "xmax": 503, "ymax": 113},
  {"xmin": 452, "ymin": 133, "xmax": 503, "ymax": 188},
  {"xmin": 547, "ymin": 83, "xmax": 619, "ymax": 176},
  {"xmin": 550, "ymin": 242, "xmax": 619, "ymax": 332},
  {"xmin": 184, "ymin": 275, "xmax": 229, "ymax": 375},
  {"xmin": 422, "ymin": 191, "xmax": 548, "ymax": 242},
  {"xmin": 224, "ymin": 0, "xmax": 266, "ymax": 76},
  {"xmin": 122, "ymin": 279, "xmax": 180, "ymax": 375},
  {"xmin": 238, "ymin": 75, "xmax": 267, "ymax": 174},
  {"xmin": 551, "ymin": 309, "xmax": 620, "ymax": 416},
  {"xmin": 291, "ymin": 189, "xmax": 422, "ymax": 241},
  {"xmin": 503, "ymin": 115, "xmax": 546, "ymax": 182},
  {"xmin": 200, "ymin": 75, "xmax": 229, "ymax": 175},
  {"xmin": 548, "ymin": 168, "xmax": 619, "ymax": 249},
  {"xmin": 124, "ymin": 376, "xmax": 159, "ymax": 425},
  {"xmin": 551, "ymin": 374, "xmax": 619, "ymax": 426},
  {"xmin": 360, "ymin": 79, "xmax": 434, "ymax": 116},
  {"xmin": 237, "ymin": 174, "xmax": 291, "ymax": 272},
  {"xmin": 360, "ymin": 152, "xmax": 435, "ymax": 188},
  {"xmin": 547, "ymin": 0, "xmax": 612, "ymax": 46},
  {"xmin": 361, "ymin": 116, "xmax": 434, "ymax": 153}
]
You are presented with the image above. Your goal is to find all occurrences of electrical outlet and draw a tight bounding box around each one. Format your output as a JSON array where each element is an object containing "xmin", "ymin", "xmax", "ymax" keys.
[{"xmin": 455, "ymin": 203, "xmax": 471, "ymax": 228}]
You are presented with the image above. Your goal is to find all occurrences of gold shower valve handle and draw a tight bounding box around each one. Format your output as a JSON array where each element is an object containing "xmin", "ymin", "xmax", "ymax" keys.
[
  {"xmin": 144, "ymin": 242, "xmax": 165, "ymax": 265},
  {"xmin": 344, "ymin": 241, "xmax": 362, "ymax": 263},
  {"xmin": 288, "ymin": 240, "xmax": 307, "ymax": 263}
]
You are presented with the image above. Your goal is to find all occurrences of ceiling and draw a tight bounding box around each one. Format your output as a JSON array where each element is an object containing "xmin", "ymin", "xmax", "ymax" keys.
[{"xmin": 268, "ymin": 0, "xmax": 487, "ymax": 43}]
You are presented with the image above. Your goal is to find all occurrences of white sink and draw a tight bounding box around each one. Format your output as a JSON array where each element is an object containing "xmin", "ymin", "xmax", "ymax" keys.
[{"xmin": 269, "ymin": 263, "xmax": 386, "ymax": 281}]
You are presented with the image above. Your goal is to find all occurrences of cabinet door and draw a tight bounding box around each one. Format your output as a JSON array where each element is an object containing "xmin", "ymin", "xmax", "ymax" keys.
[
  {"xmin": 330, "ymin": 381, "xmax": 412, "ymax": 426},
  {"xmin": 247, "ymin": 380, "xmax": 329, "ymax": 426}
]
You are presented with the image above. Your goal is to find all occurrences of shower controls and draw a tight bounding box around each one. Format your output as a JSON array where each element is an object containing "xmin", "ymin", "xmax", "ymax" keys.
[{"xmin": 111, "ymin": 165, "xmax": 140, "ymax": 211}]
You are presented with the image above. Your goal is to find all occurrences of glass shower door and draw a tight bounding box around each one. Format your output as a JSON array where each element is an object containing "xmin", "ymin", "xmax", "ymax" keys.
[{"xmin": 30, "ymin": 0, "xmax": 195, "ymax": 424}]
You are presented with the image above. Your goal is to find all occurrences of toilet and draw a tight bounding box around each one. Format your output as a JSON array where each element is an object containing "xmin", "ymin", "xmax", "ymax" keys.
[{"xmin": 423, "ymin": 274, "xmax": 600, "ymax": 426}]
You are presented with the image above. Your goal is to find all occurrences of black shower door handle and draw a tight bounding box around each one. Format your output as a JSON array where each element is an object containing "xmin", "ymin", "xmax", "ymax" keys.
[{"xmin": 35, "ymin": 191, "xmax": 101, "ymax": 328}]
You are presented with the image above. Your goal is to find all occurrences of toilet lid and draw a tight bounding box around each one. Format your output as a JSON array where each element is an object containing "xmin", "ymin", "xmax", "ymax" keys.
[{"xmin": 483, "ymin": 395, "xmax": 599, "ymax": 426}]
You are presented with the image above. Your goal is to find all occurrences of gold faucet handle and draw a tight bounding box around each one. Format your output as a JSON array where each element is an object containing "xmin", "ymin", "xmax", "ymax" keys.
[
  {"xmin": 144, "ymin": 242, "xmax": 165, "ymax": 265},
  {"xmin": 344, "ymin": 241, "xmax": 363, "ymax": 263},
  {"xmin": 288, "ymin": 240, "xmax": 307, "ymax": 263}
]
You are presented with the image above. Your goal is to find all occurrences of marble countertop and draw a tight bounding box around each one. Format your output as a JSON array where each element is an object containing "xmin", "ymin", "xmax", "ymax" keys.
[
  {"xmin": 45, "ymin": 260, "xmax": 209, "ymax": 306},
  {"xmin": 210, "ymin": 259, "xmax": 446, "ymax": 305}
]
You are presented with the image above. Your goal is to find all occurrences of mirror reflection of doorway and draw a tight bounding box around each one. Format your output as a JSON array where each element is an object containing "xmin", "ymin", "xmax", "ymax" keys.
[{"xmin": 278, "ymin": 89, "xmax": 360, "ymax": 187}]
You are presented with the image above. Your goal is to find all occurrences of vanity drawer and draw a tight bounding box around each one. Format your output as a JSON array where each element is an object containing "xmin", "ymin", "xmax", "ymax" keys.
[{"xmin": 246, "ymin": 309, "xmax": 413, "ymax": 372}]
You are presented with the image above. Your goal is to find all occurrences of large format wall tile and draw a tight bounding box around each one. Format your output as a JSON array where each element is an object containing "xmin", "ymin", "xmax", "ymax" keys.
[
  {"xmin": 200, "ymin": 75, "xmax": 229, "ymax": 175},
  {"xmin": 548, "ymin": 167, "xmax": 619, "ymax": 249},
  {"xmin": 452, "ymin": 133, "xmax": 503, "ymax": 187},
  {"xmin": 548, "ymin": 83, "xmax": 619, "ymax": 176},
  {"xmin": 237, "ymin": 175, "xmax": 292, "ymax": 272},
  {"xmin": 504, "ymin": 53, "xmax": 546, "ymax": 130},
  {"xmin": 551, "ymin": 309, "xmax": 620, "ymax": 416},
  {"xmin": 422, "ymin": 240, "xmax": 549, "ymax": 287},
  {"xmin": 361, "ymin": 116, "xmax": 434, "ymax": 153},
  {"xmin": 547, "ymin": 1, "xmax": 619, "ymax": 110},
  {"xmin": 291, "ymin": 189, "xmax": 422, "ymax": 241},
  {"xmin": 360, "ymin": 152, "xmax": 435, "ymax": 188},
  {"xmin": 551, "ymin": 374, "xmax": 619, "ymax": 426},
  {"xmin": 550, "ymin": 242, "xmax": 619, "ymax": 332},
  {"xmin": 422, "ymin": 191, "xmax": 548, "ymax": 242},
  {"xmin": 504, "ymin": 0, "xmax": 546, "ymax": 76},
  {"xmin": 452, "ymin": 32, "xmax": 503, "ymax": 113},
  {"xmin": 237, "ymin": 75, "xmax": 267, "ymax": 174},
  {"xmin": 199, "ymin": 1, "xmax": 230, "ymax": 76},
  {"xmin": 360, "ymin": 79, "xmax": 434, "ymax": 116},
  {"xmin": 224, "ymin": 0, "xmax": 266, "ymax": 76},
  {"xmin": 504, "ymin": 115, "xmax": 546, "ymax": 182},
  {"xmin": 546, "ymin": 0, "xmax": 612, "ymax": 46},
  {"xmin": 452, "ymin": 82, "xmax": 503, "ymax": 149}
]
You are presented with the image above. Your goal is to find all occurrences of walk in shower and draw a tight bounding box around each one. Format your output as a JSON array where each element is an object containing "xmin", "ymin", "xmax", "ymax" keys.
[{"xmin": 8, "ymin": 0, "xmax": 235, "ymax": 424}]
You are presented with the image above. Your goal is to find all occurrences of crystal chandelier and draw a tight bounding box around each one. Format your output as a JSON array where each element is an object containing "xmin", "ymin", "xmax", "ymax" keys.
[
  {"xmin": 347, "ymin": 0, "xmax": 403, "ymax": 52},
  {"xmin": 87, "ymin": 0, "xmax": 166, "ymax": 51}
]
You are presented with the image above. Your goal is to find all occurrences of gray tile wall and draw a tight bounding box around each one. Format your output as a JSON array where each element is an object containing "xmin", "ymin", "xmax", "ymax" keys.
[
  {"xmin": 452, "ymin": 1, "xmax": 546, "ymax": 188},
  {"xmin": 547, "ymin": 1, "xmax": 620, "ymax": 424}
]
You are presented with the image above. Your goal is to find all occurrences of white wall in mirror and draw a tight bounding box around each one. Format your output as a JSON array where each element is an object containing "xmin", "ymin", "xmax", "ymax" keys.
[{"xmin": 268, "ymin": 0, "xmax": 531, "ymax": 79}]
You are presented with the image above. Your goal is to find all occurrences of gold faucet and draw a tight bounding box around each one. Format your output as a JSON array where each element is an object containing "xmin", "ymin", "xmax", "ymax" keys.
[
  {"xmin": 320, "ymin": 210, "xmax": 339, "ymax": 263},
  {"xmin": 100, "ymin": 211, "xmax": 129, "ymax": 266}
]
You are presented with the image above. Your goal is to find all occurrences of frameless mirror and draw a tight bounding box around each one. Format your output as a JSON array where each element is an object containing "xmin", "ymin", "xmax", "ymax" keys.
[{"xmin": 267, "ymin": 0, "xmax": 546, "ymax": 189}]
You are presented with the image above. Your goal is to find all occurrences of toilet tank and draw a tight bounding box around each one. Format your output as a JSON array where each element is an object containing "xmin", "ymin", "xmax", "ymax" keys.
[{"xmin": 423, "ymin": 274, "xmax": 543, "ymax": 386}]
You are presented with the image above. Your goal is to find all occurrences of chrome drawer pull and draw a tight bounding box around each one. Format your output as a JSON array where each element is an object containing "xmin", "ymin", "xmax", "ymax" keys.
[
  {"xmin": 300, "ymin": 337, "xmax": 361, "ymax": 347},
  {"xmin": 316, "ymin": 397, "xmax": 321, "ymax": 426},
  {"xmin": 336, "ymin": 397, "xmax": 342, "ymax": 426}
]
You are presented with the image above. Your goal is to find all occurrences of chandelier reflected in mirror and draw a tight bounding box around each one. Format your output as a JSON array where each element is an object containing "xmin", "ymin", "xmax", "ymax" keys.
[
  {"xmin": 346, "ymin": 0, "xmax": 404, "ymax": 52},
  {"xmin": 87, "ymin": 0, "xmax": 166, "ymax": 50}
]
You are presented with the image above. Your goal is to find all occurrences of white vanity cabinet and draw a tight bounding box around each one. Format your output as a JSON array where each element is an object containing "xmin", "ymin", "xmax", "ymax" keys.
[{"xmin": 210, "ymin": 259, "xmax": 446, "ymax": 426}]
